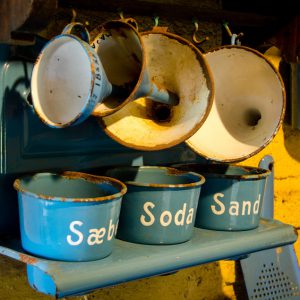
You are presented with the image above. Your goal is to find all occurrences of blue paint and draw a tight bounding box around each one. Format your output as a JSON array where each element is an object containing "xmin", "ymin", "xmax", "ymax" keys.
[
  {"xmin": 0, "ymin": 219, "xmax": 297, "ymax": 298},
  {"xmin": 27, "ymin": 265, "xmax": 56, "ymax": 296},
  {"xmin": 172, "ymin": 163, "xmax": 270, "ymax": 231},
  {"xmin": 135, "ymin": 68, "xmax": 179, "ymax": 105},
  {"xmin": 1, "ymin": 38, "xmax": 292, "ymax": 299},
  {"xmin": 106, "ymin": 166, "xmax": 205, "ymax": 244},
  {"xmin": 14, "ymin": 172, "xmax": 126, "ymax": 261}
]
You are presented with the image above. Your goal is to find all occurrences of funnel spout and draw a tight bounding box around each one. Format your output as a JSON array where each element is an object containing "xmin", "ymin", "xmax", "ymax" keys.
[
  {"xmin": 110, "ymin": 84, "xmax": 131, "ymax": 98},
  {"xmin": 135, "ymin": 73, "xmax": 179, "ymax": 106},
  {"xmin": 147, "ymin": 82, "xmax": 179, "ymax": 106}
]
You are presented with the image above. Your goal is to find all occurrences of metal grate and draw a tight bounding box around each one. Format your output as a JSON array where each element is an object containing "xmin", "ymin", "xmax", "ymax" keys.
[{"xmin": 252, "ymin": 262, "xmax": 300, "ymax": 300}]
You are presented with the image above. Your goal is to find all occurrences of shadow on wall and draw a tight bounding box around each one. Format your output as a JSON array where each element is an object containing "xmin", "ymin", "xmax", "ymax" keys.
[
  {"xmin": 0, "ymin": 256, "xmax": 244, "ymax": 300},
  {"xmin": 282, "ymin": 123, "xmax": 300, "ymax": 162},
  {"xmin": 77, "ymin": 262, "xmax": 232, "ymax": 300}
]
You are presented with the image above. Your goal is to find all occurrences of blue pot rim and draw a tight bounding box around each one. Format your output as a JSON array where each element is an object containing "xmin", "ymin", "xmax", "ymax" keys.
[
  {"xmin": 13, "ymin": 171, "xmax": 127, "ymax": 202},
  {"xmin": 172, "ymin": 163, "xmax": 270, "ymax": 180},
  {"xmin": 31, "ymin": 34, "xmax": 99, "ymax": 128},
  {"xmin": 108, "ymin": 166, "xmax": 205, "ymax": 188}
]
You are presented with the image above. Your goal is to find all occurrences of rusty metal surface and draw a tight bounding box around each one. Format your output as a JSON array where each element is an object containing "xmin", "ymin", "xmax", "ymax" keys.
[
  {"xmin": 186, "ymin": 44, "xmax": 286, "ymax": 163},
  {"xmin": 99, "ymin": 28, "xmax": 214, "ymax": 151}
]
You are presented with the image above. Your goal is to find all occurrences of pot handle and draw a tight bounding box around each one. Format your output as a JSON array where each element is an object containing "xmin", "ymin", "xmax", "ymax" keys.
[{"xmin": 62, "ymin": 22, "xmax": 90, "ymax": 44}]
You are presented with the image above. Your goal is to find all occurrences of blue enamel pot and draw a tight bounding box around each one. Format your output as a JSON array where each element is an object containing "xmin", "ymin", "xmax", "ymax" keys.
[
  {"xmin": 172, "ymin": 163, "xmax": 270, "ymax": 231},
  {"xmin": 13, "ymin": 172, "xmax": 127, "ymax": 261},
  {"xmin": 106, "ymin": 166, "xmax": 205, "ymax": 245}
]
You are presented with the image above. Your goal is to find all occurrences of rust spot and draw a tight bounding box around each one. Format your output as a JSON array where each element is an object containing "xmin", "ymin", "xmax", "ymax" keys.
[
  {"xmin": 166, "ymin": 168, "xmax": 188, "ymax": 175},
  {"xmin": 19, "ymin": 253, "xmax": 38, "ymax": 265},
  {"xmin": 151, "ymin": 26, "xmax": 169, "ymax": 33},
  {"xmin": 152, "ymin": 80, "xmax": 164, "ymax": 92}
]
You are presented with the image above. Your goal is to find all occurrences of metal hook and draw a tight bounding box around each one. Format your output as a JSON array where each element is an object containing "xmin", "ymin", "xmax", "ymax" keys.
[
  {"xmin": 71, "ymin": 9, "xmax": 89, "ymax": 27},
  {"xmin": 192, "ymin": 20, "xmax": 209, "ymax": 45},
  {"xmin": 118, "ymin": 11, "xmax": 139, "ymax": 30},
  {"xmin": 71, "ymin": 9, "xmax": 77, "ymax": 22},
  {"xmin": 119, "ymin": 11, "xmax": 124, "ymax": 20},
  {"xmin": 154, "ymin": 16, "xmax": 159, "ymax": 27},
  {"xmin": 223, "ymin": 22, "xmax": 244, "ymax": 45}
]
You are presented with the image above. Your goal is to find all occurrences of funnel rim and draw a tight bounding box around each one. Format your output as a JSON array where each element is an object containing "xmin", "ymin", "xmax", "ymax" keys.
[
  {"xmin": 185, "ymin": 44, "xmax": 286, "ymax": 163},
  {"xmin": 100, "ymin": 29, "xmax": 215, "ymax": 151},
  {"xmin": 91, "ymin": 20, "xmax": 147, "ymax": 117},
  {"xmin": 31, "ymin": 34, "xmax": 99, "ymax": 128}
]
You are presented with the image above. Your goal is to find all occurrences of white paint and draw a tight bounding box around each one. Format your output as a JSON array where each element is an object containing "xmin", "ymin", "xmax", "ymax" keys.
[
  {"xmin": 160, "ymin": 211, "xmax": 173, "ymax": 227},
  {"xmin": 210, "ymin": 192, "xmax": 261, "ymax": 216},
  {"xmin": 66, "ymin": 219, "xmax": 118, "ymax": 246},
  {"xmin": 31, "ymin": 36, "xmax": 92, "ymax": 125},
  {"xmin": 67, "ymin": 220, "xmax": 84, "ymax": 246},
  {"xmin": 187, "ymin": 46, "xmax": 285, "ymax": 161},
  {"xmin": 211, "ymin": 193, "xmax": 225, "ymax": 215},
  {"xmin": 140, "ymin": 201, "xmax": 195, "ymax": 227},
  {"xmin": 140, "ymin": 201, "xmax": 155, "ymax": 226}
]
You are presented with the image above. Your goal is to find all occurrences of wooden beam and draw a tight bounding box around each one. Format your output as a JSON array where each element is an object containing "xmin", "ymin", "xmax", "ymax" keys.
[{"xmin": 59, "ymin": 0, "xmax": 282, "ymax": 27}]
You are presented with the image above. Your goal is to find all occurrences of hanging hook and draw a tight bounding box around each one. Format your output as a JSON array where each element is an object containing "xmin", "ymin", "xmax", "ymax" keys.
[
  {"xmin": 118, "ymin": 11, "xmax": 138, "ymax": 30},
  {"xmin": 71, "ymin": 9, "xmax": 89, "ymax": 28},
  {"xmin": 154, "ymin": 16, "xmax": 159, "ymax": 27},
  {"xmin": 152, "ymin": 15, "xmax": 168, "ymax": 33},
  {"xmin": 71, "ymin": 9, "xmax": 77, "ymax": 22},
  {"xmin": 223, "ymin": 22, "xmax": 244, "ymax": 45},
  {"xmin": 119, "ymin": 11, "xmax": 124, "ymax": 20},
  {"xmin": 192, "ymin": 20, "xmax": 209, "ymax": 45}
]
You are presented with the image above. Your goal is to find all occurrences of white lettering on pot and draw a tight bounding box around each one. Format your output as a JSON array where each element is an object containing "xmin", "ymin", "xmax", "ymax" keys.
[
  {"xmin": 140, "ymin": 201, "xmax": 194, "ymax": 227},
  {"xmin": 160, "ymin": 211, "xmax": 172, "ymax": 227},
  {"xmin": 66, "ymin": 219, "xmax": 118, "ymax": 246},
  {"xmin": 211, "ymin": 193, "xmax": 261, "ymax": 216},
  {"xmin": 211, "ymin": 193, "xmax": 226, "ymax": 215},
  {"xmin": 87, "ymin": 228, "xmax": 106, "ymax": 245},
  {"xmin": 67, "ymin": 221, "xmax": 84, "ymax": 246},
  {"xmin": 140, "ymin": 202, "xmax": 155, "ymax": 226}
]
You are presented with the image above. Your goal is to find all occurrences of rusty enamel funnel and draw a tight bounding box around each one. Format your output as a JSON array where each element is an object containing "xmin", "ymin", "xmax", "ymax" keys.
[
  {"xmin": 186, "ymin": 45, "xmax": 286, "ymax": 162},
  {"xmin": 97, "ymin": 26, "xmax": 214, "ymax": 151},
  {"xmin": 91, "ymin": 21, "xmax": 179, "ymax": 117}
]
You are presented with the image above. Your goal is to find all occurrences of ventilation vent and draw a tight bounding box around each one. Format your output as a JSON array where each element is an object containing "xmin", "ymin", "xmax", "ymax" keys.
[{"xmin": 251, "ymin": 262, "xmax": 300, "ymax": 299}]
